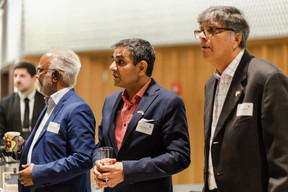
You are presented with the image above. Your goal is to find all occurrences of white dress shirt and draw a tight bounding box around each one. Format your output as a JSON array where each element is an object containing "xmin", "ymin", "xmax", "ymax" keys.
[
  {"xmin": 208, "ymin": 50, "xmax": 244, "ymax": 190},
  {"xmin": 27, "ymin": 87, "xmax": 72, "ymax": 164},
  {"xmin": 18, "ymin": 89, "xmax": 36, "ymax": 132}
]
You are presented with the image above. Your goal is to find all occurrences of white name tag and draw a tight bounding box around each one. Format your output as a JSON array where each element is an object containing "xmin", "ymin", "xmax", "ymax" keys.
[
  {"xmin": 47, "ymin": 122, "xmax": 60, "ymax": 134},
  {"xmin": 136, "ymin": 119, "xmax": 154, "ymax": 135},
  {"xmin": 236, "ymin": 103, "xmax": 253, "ymax": 116}
]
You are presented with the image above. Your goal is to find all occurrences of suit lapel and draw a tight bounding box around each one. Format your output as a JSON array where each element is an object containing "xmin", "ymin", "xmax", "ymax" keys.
[
  {"xmin": 30, "ymin": 89, "xmax": 74, "ymax": 149},
  {"xmin": 108, "ymin": 93, "xmax": 123, "ymax": 154},
  {"xmin": 120, "ymin": 79, "xmax": 160, "ymax": 150},
  {"xmin": 204, "ymin": 77, "xmax": 217, "ymax": 144},
  {"xmin": 31, "ymin": 91, "xmax": 44, "ymax": 128},
  {"xmin": 14, "ymin": 94, "xmax": 22, "ymax": 132},
  {"xmin": 35, "ymin": 101, "xmax": 64, "ymax": 143},
  {"xmin": 22, "ymin": 106, "xmax": 47, "ymax": 160},
  {"xmin": 213, "ymin": 51, "xmax": 252, "ymax": 139}
]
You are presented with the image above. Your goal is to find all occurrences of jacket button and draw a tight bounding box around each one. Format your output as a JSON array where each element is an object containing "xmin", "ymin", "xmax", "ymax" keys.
[{"xmin": 216, "ymin": 172, "xmax": 222, "ymax": 176}]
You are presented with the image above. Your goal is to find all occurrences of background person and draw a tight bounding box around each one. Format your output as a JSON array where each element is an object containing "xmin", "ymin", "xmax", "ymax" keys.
[{"xmin": 0, "ymin": 62, "xmax": 45, "ymax": 144}]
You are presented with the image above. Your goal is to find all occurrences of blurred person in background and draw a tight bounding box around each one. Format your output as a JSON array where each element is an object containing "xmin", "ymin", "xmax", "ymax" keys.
[
  {"xmin": 93, "ymin": 38, "xmax": 190, "ymax": 192},
  {"xmin": 3, "ymin": 47, "xmax": 95, "ymax": 192},
  {"xmin": 0, "ymin": 61, "xmax": 45, "ymax": 145},
  {"xmin": 195, "ymin": 6, "xmax": 288, "ymax": 192}
]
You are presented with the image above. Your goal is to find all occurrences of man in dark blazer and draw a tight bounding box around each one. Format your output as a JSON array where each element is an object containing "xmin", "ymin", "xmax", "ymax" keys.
[
  {"xmin": 194, "ymin": 6, "xmax": 288, "ymax": 192},
  {"xmin": 0, "ymin": 62, "xmax": 45, "ymax": 143},
  {"xmin": 3, "ymin": 47, "xmax": 95, "ymax": 192},
  {"xmin": 92, "ymin": 38, "xmax": 190, "ymax": 192}
]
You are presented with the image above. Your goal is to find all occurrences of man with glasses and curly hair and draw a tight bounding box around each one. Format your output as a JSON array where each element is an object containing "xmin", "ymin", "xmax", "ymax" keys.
[{"xmin": 195, "ymin": 6, "xmax": 288, "ymax": 192}]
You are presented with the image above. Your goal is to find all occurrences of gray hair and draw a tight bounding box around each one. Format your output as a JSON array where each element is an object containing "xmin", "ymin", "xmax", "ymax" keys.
[
  {"xmin": 45, "ymin": 47, "xmax": 81, "ymax": 87},
  {"xmin": 197, "ymin": 6, "xmax": 250, "ymax": 49}
]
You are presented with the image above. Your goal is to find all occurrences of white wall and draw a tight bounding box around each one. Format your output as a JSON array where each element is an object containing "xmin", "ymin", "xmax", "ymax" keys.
[
  {"xmin": 11, "ymin": 0, "xmax": 288, "ymax": 56},
  {"xmin": 0, "ymin": 8, "xmax": 4, "ymax": 68},
  {"xmin": 1, "ymin": 0, "xmax": 22, "ymax": 68}
]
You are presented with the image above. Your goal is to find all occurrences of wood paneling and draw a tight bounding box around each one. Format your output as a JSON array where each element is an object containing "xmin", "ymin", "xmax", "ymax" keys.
[
  {"xmin": 22, "ymin": 37, "xmax": 288, "ymax": 185},
  {"xmin": 246, "ymin": 38, "xmax": 288, "ymax": 74},
  {"xmin": 1, "ymin": 63, "xmax": 15, "ymax": 97}
]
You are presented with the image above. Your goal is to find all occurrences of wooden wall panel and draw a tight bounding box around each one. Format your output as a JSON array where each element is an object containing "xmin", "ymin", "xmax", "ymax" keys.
[
  {"xmin": 76, "ymin": 52, "xmax": 121, "ymax": 140},
  {"xmin": 246, "ymin": 38, "xmax": 288, "ymax": 75},
  {"xmin": 22, "ymin": 37, "xmax": 288, "ymax": 185}
]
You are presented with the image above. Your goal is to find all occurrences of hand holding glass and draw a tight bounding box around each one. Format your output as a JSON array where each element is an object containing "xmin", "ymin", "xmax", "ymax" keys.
[{"xmin": 100, "ymin": 146, "xmax": 114, "ymax": 182}]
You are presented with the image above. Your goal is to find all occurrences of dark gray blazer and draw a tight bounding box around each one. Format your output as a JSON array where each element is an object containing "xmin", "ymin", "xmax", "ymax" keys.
[
  {"xmin": 203, "ymin": 50, "xmax": 288, "ymax": 192},
  {"xmin": 0, "ymin": 90, "xmax": 45, "ymax": 142}
]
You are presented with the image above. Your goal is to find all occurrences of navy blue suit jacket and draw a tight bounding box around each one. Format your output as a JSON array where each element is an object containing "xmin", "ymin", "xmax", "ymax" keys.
[
  {"xmin": 93, "ymin": 79, "xmax": 190, "ymax": 192},
  {"xmin": 18, "ymin": 89, "xmax": 95, "ymax": 192}
]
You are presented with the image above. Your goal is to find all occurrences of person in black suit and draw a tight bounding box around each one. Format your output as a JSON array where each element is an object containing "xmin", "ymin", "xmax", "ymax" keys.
[
  {"xmin": 194, "ymin": 6, "xmax": 288, "ymax": 192},
  {"xmin": 0, "ymin": 61, "xmax": 45, "ymax": 144}
]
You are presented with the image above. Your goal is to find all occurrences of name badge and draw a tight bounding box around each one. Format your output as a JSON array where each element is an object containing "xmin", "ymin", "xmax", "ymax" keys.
[
  {"xmin": 47, "ymin": 122, "xmax": 60, "ymax": 134},
  {"xmin": 136, "ymin": 119, "xmax": 154, "ymax": 135},
  {"xmin": 236, "ymin": 103, "xmax": 253, "ymax": 116}
]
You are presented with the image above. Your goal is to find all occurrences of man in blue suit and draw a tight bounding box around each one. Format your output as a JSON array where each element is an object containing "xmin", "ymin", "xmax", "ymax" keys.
[
  {"xmin": 3, "ymin": 47, "xmax": 95, "ymax": 192},
  {"xmin": 93, "ymin": 38, "xmax": 190, "ymax": 192}
]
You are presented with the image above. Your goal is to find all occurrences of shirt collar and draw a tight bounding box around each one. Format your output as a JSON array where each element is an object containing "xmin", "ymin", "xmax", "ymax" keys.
[
  {"xmin": 45, "ymin": 87, "xmax": 73, "ymax": 106},
  {"xmin": 122, "ymin": 78, "xmax": 152, "ymax": 104},
  {"xmin": 18, "ymin": 89, "xmax": 36, "ymax": 101},
  {"xmin": 213, "ymin": 49, "xmax": 245, "ymax": 80}
]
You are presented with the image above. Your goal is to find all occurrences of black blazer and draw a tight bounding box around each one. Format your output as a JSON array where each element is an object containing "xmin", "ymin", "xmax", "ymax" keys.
[
  {"xmin": 203, "ymin": 51, "xmax": 288, "ymax": 192},
  {"xmin": 0, "ymin": 90, "xmax": 45, "ymax": 142}
]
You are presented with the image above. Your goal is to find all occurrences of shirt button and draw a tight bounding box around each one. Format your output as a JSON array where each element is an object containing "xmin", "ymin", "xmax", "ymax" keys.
[
  {"xmin": 128, "ymin": 108, "xmax": 131, "ymax": 110},
  {"xmin": 124, "ymin": 124, "xmax": 126, "ymax": 127}
]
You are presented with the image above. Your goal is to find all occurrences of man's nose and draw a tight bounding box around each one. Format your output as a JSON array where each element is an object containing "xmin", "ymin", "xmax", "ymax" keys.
[
  {"xmin": 199, "ymin": 31, "xmax": 206, "ymax": 39},
  {"xmin": 14, "ymin": 76, "xmax": 20, "ymax": 82},
  {"xmin": 109, "ymin": 62, "xmax": 117, "ymax": 71}
]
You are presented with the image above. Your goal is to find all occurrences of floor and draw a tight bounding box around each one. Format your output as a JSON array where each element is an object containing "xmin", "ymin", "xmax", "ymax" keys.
[{"xmin": 91, "ymin": 183, "xmax": 204, "ymax": 192}]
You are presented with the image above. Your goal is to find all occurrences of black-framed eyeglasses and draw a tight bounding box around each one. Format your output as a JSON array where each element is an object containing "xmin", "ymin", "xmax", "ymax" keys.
[
  {"xmin": 36, "ymin": 68, "xmax": 64, "ymax": 75},
  {"xmin": 194, "ymin": 26, "xmax": 235, "ymax": 39}
]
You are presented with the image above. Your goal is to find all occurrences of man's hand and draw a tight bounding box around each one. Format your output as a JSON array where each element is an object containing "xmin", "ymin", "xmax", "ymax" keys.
[
  {"xmin": 3, "ymin": 133, "xmax": 24, "ymax": 152},
  {"xmin": 93, "ymin": 159, "xmax": 124, "ymax": 188},
  {"xmin": 18, "ymin": 164, "xmax": 34, "ymax": 186}
]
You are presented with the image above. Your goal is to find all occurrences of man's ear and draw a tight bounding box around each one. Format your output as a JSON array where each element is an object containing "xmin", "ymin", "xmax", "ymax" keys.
[
  {"xmin": 233, "ymin": 33, "xmax": 242, "ymax": 50},
  {"xmin": 32, "ymin": 75, "xmax": 37, "ymax": 82},
  {"xmin": 138, "ymin": 61, "xmax": 148, "ymax": 76},
  {"xmin": 52, "ymin": 70, "xmax": 60, "ymax": 82}
]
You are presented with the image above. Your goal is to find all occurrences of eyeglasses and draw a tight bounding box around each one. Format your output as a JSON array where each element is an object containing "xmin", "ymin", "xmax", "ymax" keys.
[
  {"xmin": 194, "ymin": 26, "xmax": 235, "ymax": 39},
  {"xmin": 36, "ymin": 68, "xmax": 64, "ymax": 75}
]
